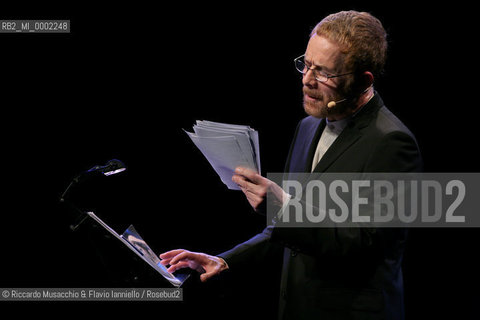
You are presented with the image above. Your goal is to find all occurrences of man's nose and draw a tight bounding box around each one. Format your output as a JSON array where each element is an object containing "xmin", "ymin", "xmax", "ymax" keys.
[{"xmin": 302, "ymin": 69, "xmax": 317, "ymax": 88}]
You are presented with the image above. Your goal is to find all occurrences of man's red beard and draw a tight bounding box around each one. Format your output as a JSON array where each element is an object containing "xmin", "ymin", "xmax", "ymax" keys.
[
  {"xmin": 303, "ymin": 88, "xmax": 328, "ymax": 118},
  {"xmin": 302, "ymin": 86, "xmax": 355, "ymax": 119}
]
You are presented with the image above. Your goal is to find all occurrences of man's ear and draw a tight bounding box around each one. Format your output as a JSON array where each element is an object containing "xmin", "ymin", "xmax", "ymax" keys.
[{"xmin": 361, "ymin": 71, "xmax": 374, "ymax": 90}]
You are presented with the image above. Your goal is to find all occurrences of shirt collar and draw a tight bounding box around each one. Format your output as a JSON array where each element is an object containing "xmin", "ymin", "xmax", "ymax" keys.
[
  {"xmin": 325, "ymin": 116, "xmax": 350, "ymax": 133},
  {"xmin": 325, "ymin": 91, "xmax": 376, "ymax": 132}
]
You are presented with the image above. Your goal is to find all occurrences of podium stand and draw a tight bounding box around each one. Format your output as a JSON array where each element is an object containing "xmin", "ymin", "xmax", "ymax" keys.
[{"xmin": 61, "ymin": 202, "xmax": 190, "ymax": 288}]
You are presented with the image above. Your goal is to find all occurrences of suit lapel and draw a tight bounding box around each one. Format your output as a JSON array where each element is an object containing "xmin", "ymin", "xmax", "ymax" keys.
[
  {"xmin": 312, "ymin": 93, "xmax": 384, "ymax": 173},
  {"xmin": 311, "ymin": 124, "xmax": 362, "ymax": 173},
  {"xmin": 287, "ymin": 117, "xmax": 325, "ymax": 179},
  {"xmin": 305, "ymin": 119, "xmax": 326, "ymax": 172}
]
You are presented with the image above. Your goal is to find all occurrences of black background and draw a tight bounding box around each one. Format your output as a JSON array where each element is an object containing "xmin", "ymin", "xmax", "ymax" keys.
[{"xmin": 1, "ymin": 1, "xmax": 478, "ymax": 319}]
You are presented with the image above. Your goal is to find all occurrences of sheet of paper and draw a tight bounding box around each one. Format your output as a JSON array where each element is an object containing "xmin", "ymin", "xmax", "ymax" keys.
[
  {"xmin": 184, "ymin": 120, "xmax": 261, "ymax": 190},
  {"xmin": 196, "ymin": 120, "xmax": 261, "ymax": 171}
]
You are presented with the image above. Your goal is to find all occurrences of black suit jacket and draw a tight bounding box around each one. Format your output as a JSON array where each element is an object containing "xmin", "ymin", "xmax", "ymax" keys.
[{"xmin": 219, "ymin": 93, "xmax": 423, "ymax": 320}]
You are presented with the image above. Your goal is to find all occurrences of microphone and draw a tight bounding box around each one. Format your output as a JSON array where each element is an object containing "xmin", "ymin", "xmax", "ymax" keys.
[
  {"xmin": 327, "ymin": 85, "xmax": 373, "ymax": 108},
  {"xmin": 327, "ymin": 98, "xmax": 347, "ymax": 109}
]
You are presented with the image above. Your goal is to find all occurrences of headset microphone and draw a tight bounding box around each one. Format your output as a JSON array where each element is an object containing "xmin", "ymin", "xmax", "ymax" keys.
[
  {"xmin": 327, "ymin": 98, "xmax": 347, "ymax": 109},
  {"xmin": 327, "ymin": 86, "xmax": 373, "ymax": 109}
]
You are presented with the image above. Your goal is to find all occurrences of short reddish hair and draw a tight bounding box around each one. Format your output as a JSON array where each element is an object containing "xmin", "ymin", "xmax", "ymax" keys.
[{"xmin": 311, "ymin": 11, "xmax": 388, "ymax": 77}]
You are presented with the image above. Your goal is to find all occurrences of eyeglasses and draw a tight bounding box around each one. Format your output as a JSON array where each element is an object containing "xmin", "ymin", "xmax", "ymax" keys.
[{"xmin": 294, "ymin": 54, "xmax": 354, "ymax": 83}]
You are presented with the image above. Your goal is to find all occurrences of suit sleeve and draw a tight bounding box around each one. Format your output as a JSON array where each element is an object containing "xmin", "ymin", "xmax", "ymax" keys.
[
  {"xmin": 216, "ymin": 122, "xmax": 305, "ymax": 267},
  {"xmin": 217, "ymin": 225, "xmax": 274, "ymax": 267}
]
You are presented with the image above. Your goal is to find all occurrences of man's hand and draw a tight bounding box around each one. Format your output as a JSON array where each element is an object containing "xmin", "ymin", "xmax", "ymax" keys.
[
  {"xmin": 232, "ymin": 167, "xmax": 287, "ymax": 213},
  {"xmin": 159, "ymin": 249, "xmax": 228, "ymax": 282}
]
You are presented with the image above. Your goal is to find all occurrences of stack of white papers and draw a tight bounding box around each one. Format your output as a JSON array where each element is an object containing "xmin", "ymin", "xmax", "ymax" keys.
[{"xmin": 184, "ymin": 120, "xmax": 261, "ymax": 190}]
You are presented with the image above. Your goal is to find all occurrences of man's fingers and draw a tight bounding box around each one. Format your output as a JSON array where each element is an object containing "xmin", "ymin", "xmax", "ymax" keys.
[
  {"xmin": 233, "ymin": 174, "xmax": 261, "ymax": 194},
  {"xmin": 159, "ymin": 249, "xmax": 186, "ymax": 260},
  {"xmin": 159, "ymin": 259, "xmax": 170, "ymax": 266},
  {"xmin": 200, "ymin": 270, "xmax": 216, "ymax": 282},
  {"xmin": 234, "ymin": 167, "xmax": 262, "ymax": 184},
  {"xmin": 167, "ymin": 261, "xmax": 191, "ymax": 273},
  {"xmin": 160, "ymin": 250, "xmax": 196, "ymax": 268},
  {"xmin": 159, "ymin": 250, "xmax": 227, "ymax": 281},
  {"xmin": 233, "ymin": 167, "xmax": 275, "ymax": 213},
  {"xmin": 161, "ymin": 250, "xmax": 205, "ymax": 273},
  {"xmin": 169, "ymin": 251, "xmax": 195, "ymax": 265},
  {"xmin": 245, "ymin": 192, "xmax": 263, "ymax": 207},
  {"xmin": 235, "ymin": 167, "xmax": 262, "ymax": 184},
  {"xmin": 199, "ymin": 261, "xmax": 225, "ymax": 282}
]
